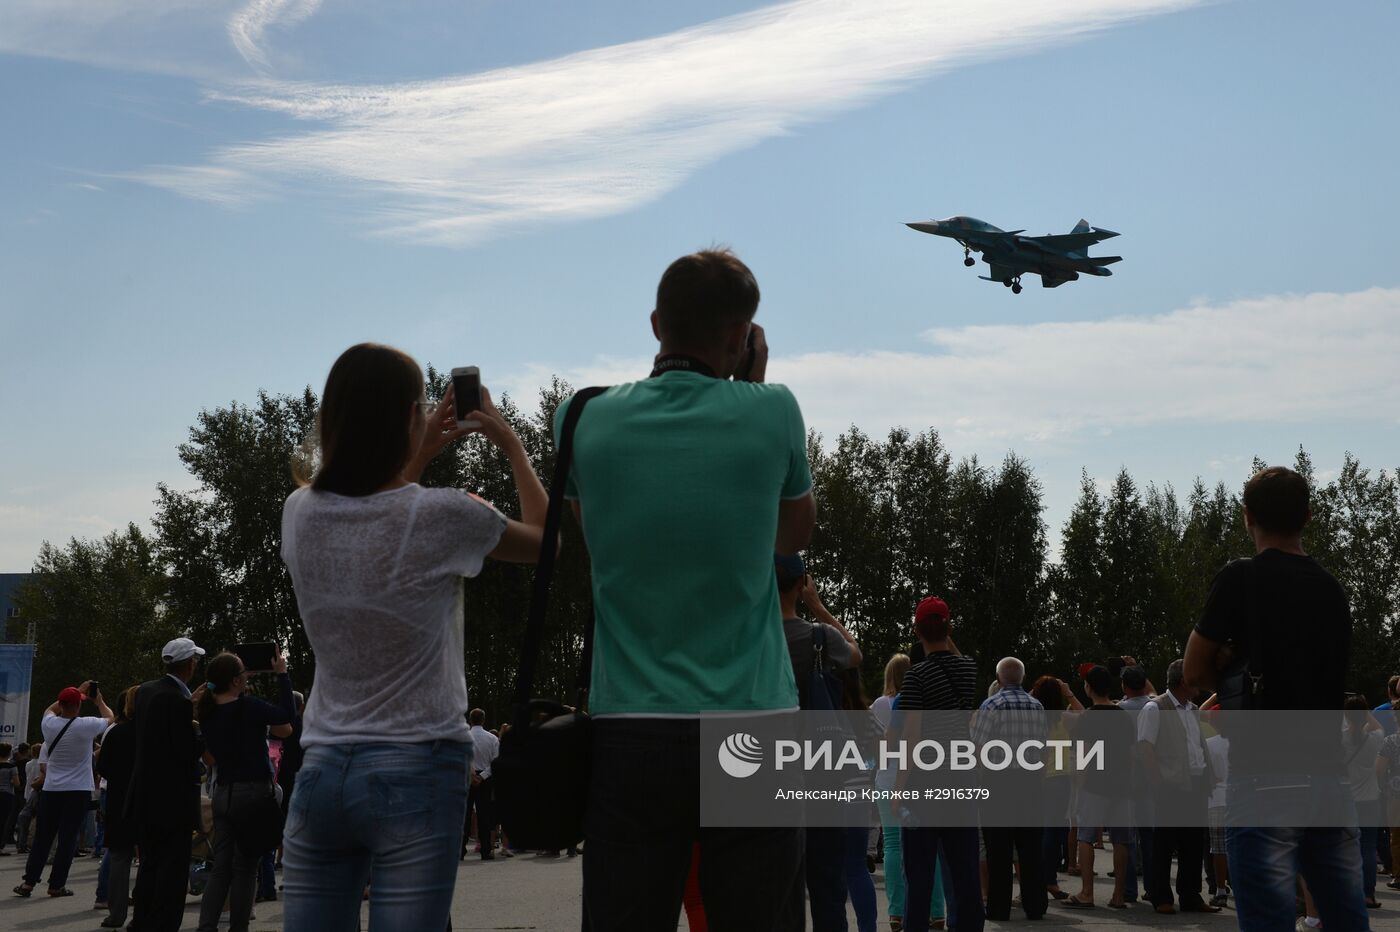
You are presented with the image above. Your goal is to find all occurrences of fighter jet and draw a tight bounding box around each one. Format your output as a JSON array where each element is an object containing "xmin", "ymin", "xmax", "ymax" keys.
[{"xmin": 906, "ymin": 216, "xmax": 1121, "ymax": 293}]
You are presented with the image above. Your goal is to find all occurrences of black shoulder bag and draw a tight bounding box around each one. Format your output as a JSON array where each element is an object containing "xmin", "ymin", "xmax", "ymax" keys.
[
  {"xmin": 803, "ymin": 625, "xmax": 843, "ymax": 712},
  {"xmin": 494, "ymin": 386, "xmax": 608, "ymax": 851}
]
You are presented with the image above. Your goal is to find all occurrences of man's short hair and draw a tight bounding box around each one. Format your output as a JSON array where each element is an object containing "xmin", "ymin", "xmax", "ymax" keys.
[
  {"xmin": 1389, "ymin": 674, "xmax": 1400, "ymax": 699},
  {"xmin": 468, "ymin": 708, "xmax": 486, "ymax": 726},
  {"xmin": 1243, "ymin": 466, "xmax": 1310, "ymax": 535},
  {"xmin": 0, "ymin": 742, "xmax": 11, "ymax": 757},
  {"xmin": 1121, "ymin": 665, "xmax": 1148, "ymax": 691},
  {"xmin": 654, "ymin": 249, "xmax": 759, "ymax": 349},
  {"xmin": 1165, "ymin": 658, "xmax": 1186, "ymax": 690}
]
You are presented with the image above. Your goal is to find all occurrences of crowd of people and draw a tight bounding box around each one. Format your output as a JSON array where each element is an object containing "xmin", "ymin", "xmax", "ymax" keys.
[{"xmin": 5, "ymin": 249, "xmax": 1399, "ymax": 932}]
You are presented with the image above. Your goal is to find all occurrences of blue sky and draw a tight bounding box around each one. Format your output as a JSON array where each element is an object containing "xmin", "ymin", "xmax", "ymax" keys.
[{"xmin": 2, "ymin": 0, "xmax": 1398, "ymax": 569}]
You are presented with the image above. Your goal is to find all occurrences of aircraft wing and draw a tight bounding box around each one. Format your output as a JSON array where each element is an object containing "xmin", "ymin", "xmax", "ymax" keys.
[{"xmin": 1027, "ymin": 230, "xmax": 1118, "ymax": 252}]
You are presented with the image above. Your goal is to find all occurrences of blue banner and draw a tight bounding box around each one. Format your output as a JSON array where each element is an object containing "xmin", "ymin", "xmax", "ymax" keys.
[{"xmin": 0, "ymin": 644, "xmax": 35, "ymax": 744}]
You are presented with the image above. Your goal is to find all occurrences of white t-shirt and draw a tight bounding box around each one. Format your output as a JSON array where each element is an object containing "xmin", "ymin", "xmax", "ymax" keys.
[
  {"xmin": 469, "ymin": 725, "xmax": 501, "ymax": 779},
  {"xmin": 1343, "ymin": 729, "xmax": 1382, "ymax": 802},
  {"xmin": 38, "ymin": 712, "xmax": 108, "ymax": 793},
  {"xmin": 1206, "ymin": 733, "xmax": 1230, "ymax": 809},
  {"xmin": 282, "ymin": 484, "xmax": 506, "ymax": 747},
  {"xmin": 869, "ymin": 694, "xmax": 895, "ymax": 730}
]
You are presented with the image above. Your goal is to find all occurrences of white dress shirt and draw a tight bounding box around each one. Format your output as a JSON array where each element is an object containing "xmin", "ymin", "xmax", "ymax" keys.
[{"xmin": 1137, "ymin": 690, "xmax": 1206, "ymax": 775}]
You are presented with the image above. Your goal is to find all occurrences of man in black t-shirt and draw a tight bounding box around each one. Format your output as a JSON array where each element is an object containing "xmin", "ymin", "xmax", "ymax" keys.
[{"xmin": 1183, "ymin": 466, "xmax": 1369, "ymax": 931}]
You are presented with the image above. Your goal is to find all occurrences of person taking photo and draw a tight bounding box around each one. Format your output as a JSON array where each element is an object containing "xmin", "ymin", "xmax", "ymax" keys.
[{"xmin": 280, "ymin": 343, "xmax": 550, "ymax": 932}]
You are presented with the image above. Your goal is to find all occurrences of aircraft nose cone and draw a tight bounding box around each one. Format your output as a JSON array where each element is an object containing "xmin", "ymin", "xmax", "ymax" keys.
[{"xmin": 906, "ymin": 221, "xmax": 939, "ymax": 234}]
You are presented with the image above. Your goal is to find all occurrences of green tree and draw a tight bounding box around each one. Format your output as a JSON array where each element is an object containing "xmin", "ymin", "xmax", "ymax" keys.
[
  {"xmin": 11, "ymin": 526, "xmax": 175, "ymax": 735},
  {"xmin": 152, "ymin": 390, "xmax": 318, "ymax": 683}
]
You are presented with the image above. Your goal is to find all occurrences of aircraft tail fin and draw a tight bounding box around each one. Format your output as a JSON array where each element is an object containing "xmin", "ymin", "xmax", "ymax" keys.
[{"xmin": 1070, "ymin": 218, "xmax": 1092, "ymax": 234}]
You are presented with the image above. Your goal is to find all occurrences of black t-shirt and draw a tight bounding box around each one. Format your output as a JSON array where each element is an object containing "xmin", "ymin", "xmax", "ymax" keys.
[
  {"xmin": 1072, "ymin": 704, "xmax": 1135, "ymax": 798},
  {"xmin": 202, "ymin": 676, "xmax": 295, "ymax": 784},
  {"xmin": 1195, "ymin": 548, "xmax": 1350, "ymax": 773}
]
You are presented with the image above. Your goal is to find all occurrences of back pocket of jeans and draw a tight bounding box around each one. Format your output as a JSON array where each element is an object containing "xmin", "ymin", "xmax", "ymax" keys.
[
  {"xmin": 368, "ymin": 775, "xmax": 435, "ymax": 845},
  {"xmin": 283, "ymin": 769, "xmax": 320, "ymax": 840}
]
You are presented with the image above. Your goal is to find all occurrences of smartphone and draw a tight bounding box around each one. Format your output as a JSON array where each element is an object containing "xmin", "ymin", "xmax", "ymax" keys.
[
  {"xmin": 451, "ymin": 366, "xmax": 482, "ymax": 428},
  {"xmin": 234, "ymin": 642, "xmax": 277, "ymax": 674},
  {"xmin": 87, "ymin": 680, "xmax": 99, "ymax": 699}
]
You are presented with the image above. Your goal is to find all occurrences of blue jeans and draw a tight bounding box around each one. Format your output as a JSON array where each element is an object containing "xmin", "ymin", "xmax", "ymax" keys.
[
  {"xmin": 1356, "ymin": 799, "xmax": 1382, "ymax": 899},
  {"xmin": 282, "ymin": 740, "xmax": 470, "ymax": 932},
  {"xmin": 258, "ymin": 850, "xmax": 277, "ymax": 899},
  {"xmin": 1123, "ymin": 828, "xmax": 1152, "ymax": 901},
  {"xmin": 843, "ymin": 826, "xmax": 876, "ymax": 932},
  {"xmin": 1225, "ymin": 775, "xmax": 1370, "ymax": 931}
]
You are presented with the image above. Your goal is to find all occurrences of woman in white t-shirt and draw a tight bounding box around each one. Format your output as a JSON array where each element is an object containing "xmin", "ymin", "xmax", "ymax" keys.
[{"xmin": 280, "ymin": 344, "xmax": 548, "ymax": 932}]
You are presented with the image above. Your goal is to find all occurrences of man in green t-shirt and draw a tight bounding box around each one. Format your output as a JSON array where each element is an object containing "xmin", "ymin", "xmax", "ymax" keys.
[{"xmin": 559, "ymin": 248, "xmax": 815, "ymax": 931}]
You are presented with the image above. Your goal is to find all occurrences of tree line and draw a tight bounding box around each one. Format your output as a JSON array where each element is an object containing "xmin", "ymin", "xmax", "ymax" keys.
[{"xmin": 11, "ymin": 376, "xmax": 1399, "ymax": 733}]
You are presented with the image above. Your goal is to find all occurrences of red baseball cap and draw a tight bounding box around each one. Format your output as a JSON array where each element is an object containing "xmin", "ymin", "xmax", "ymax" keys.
[
  {"xmin": 915, "ymin": 596, "xmax": 950, "ymax": 624},
  {"xmin": 1077, "ymin": 662, "xmax": 1098, "ymax": 679},
  {"xmin": 58, "ymin": 686, "xmax": 85, "ymax": 704}
]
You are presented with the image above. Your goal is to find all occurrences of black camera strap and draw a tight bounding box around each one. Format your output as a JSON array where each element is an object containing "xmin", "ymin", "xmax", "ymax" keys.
[
  {"xmin": 650, "ymin": 355, "xmax": 717, "ymax": 379},
  {"xmin": 512, "ymin": 386, "xmax": 610, "ymax": 713}
]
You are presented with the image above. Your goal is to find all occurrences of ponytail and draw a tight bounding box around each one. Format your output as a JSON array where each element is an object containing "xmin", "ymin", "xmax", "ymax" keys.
[{"xmin": 196, "ymin": 653, "xmax": 245, "ymax": 723}]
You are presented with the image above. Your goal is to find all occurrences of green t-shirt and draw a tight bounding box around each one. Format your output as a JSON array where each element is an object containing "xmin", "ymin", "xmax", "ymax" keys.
[{"xmin": 555, "ymin": 371, "xmax": 813, "ymax": 715}]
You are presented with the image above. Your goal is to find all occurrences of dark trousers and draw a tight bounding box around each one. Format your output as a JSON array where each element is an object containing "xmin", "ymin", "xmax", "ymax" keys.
[
  {"xmin": 582, "ymin": 719, "xmax": 804, "ymax": 932},
  {"xmin": 903, "ymin": 827, "xmax": 984, "ymax": 932},
  {"xmin": 467, "ymin": 776, "xmax": 496, "ymax": 853},
  {"xmin": 197, "ymin": 783, "xmax": 271, "ymax": 932},
  {"xmin": 805, "ymin": 826, "xmax": 849, "ymax": 931},
  {"xmin": 131, "ymin": 827, "xmax": 193, "ymax": 932},
  {"xmin": 105, "ymin": 845, "xmax": 136, "ymax": 925},
  {"xmin": 1150, "ymin": 786, "xmax": 1207, "ymax": 908},
  {"xmin": 22, "ymin": 790, "xmax": 88, "ymax": 890},
  {"xmin": 984, "ymin": 826, "xmax": 1047, "ymax": 919},
  {"xmin": 0, "ymin": 793, "xmax": 14, "ymax": 850}
]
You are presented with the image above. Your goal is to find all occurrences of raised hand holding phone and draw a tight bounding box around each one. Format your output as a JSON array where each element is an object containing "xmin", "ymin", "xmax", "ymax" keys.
[{"xmin": 452, "ymin": 366, "xmax": 482, "ymax": 428}]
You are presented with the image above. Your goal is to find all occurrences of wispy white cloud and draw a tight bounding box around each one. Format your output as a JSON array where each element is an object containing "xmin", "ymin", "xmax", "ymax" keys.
[
  {"xmin": 138, "ymin": 0, "xmax": 1204, "ymax": 244},
  {"xmin": 0, "ymin": 0, "xmax": 242, "ymax": 78},
  {"xmin": 227, "ymin": 0, "xmax": 322, "ymax": 71},
  {"xmin": 505, "ymin": 287, "xmax": 1400, "ymax": 448}
]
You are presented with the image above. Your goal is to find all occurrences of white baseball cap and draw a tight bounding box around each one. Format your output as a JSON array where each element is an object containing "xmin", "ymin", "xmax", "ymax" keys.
[{"xmin": 161, "ymin": 637, "xmax": 206, "ymax": 664}]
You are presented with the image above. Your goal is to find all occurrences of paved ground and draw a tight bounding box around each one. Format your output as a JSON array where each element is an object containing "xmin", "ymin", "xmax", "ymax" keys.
[{"xmin": 2, "ymin": 847, "xmax": 1397, "ymax": 930}]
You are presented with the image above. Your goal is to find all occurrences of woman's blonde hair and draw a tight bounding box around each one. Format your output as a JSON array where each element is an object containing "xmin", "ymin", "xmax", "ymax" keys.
[{"xmin": 882, "ymin": 653, "xmax": 912, "ymax": 698}]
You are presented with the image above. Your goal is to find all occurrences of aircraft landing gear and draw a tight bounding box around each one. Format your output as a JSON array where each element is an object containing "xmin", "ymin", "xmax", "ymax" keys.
[
  {"xmin": 1011, "ymin": 276, "xmax": 1023, "ymax": 294},
  {"xmin": 963, "ymin": 249, "xmax": 975, "ymax": 267}
]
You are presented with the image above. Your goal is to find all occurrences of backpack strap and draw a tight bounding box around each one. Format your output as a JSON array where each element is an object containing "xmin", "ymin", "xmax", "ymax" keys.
[{"xmin": 511, "ymin": 386, "xmax": 609, "ymax": 715}]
